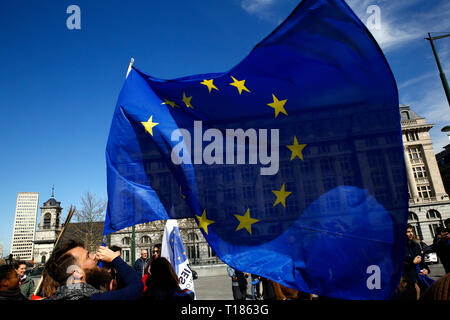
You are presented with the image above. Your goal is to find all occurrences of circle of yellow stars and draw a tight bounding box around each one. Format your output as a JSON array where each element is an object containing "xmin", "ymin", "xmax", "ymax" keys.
[{"xmin": 141, "ymin": 74, "xmax": 308, "ymax": 236}]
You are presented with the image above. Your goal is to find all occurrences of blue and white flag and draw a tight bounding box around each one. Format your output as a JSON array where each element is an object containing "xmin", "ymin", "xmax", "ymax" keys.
[
  {"xmin": 103, "ymin": 0, "xmax": 408, "ymax": 299},
  {"xmin": 161, "ymin": 218, "xmax": 196, "ymax": 295}
]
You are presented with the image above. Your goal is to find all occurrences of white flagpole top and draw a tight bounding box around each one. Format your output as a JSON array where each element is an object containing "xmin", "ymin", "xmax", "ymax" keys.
[{"xmin": 126, "ymin": 58, "xmax": 135, "ymax": 78}]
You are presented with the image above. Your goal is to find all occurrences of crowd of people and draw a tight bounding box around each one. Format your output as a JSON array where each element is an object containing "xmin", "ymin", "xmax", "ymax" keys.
[
  {"xmin": 227, "ymin": 266, "xmax": 313, "ymax": 300},
  {"xmin": 0, "ymin": 219, "xmax": 449, "ymax": 301},
  {"xmin": 0, "ymin": 240, "xmax": 194, "ymax": 301},
  {"xmin": 391, "ymin": 219, "xmax": 450, "ymax": 300}
]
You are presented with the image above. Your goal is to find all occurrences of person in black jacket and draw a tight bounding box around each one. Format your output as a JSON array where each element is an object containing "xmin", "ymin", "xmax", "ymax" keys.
[
  {"xmin": 403, "ymin": 224, "xmax": 430, "ymax": 299},
  {"xmin": 432, "ymin": 226, "xmax": 450, "ymax": 274},
  {"xmin": 227, "ymin": 266, "xmax": 248, "ymax": 300}
]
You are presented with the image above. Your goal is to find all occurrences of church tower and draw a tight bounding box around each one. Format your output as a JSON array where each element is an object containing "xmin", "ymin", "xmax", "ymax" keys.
[{"xmin": 33, "ymin": 187, "xmax": 63, "ymax": 264}]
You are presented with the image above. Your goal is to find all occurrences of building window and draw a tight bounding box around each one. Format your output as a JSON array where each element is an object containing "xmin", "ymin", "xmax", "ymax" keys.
[
  {"xmin": 207, "ymin": 246, "xmax": 216, "ymax": 258},
  {"xmin": 43, "ymin": 213, "xmax": 51, "ymax": 229},
  {"xmin": 408, "ymin": 212, "xmax": 419, "ymax": 221},
  {"xmin": 406, "ymin": 131, "xmax": 419, "ymax": 142},
  {"xmin": 426, "ymin": 209, "xmax": 441, "ymax": 220},
  {"xmin": 408, "ymin": 212, "xmax": 423, "ymax": 240},
  {"xmin": 122, "ymin": 237, "xmax": 131, "ymax": 245},
  {"xmin": 223, "ymin": 169, "xmax": 235, "ymax": 184},
  {"xmin": 141, "ymin": 236, "xmax": 151, "ymax": 245},
  {"xmin": 243, "ymin": 186, "xmax": 256, "ymax": 200},
  {"xmin": 224, "ymin": 188, "xmax": 237, "ymax": 201},
  {"xmin": 320, "ymin": 158, "xmax": 334, "ymax": 173},
  {"xmin": 401, "ymin": 111, "xmax": 410, "ymax": 120},
  {"xmin": 417, "ymin": 185, "xmax": 433, "ymax": 199},
  {"xmin": 187, "ymin": 232, "xmax": 200, "ymax": 264},
  {"xmin": 413, "ymin": 167, "xmax": 427, "ymax": 179},
  {"xmin": 408, "ymin": 147, "xmax": 422, "ymax": 160},
  {"xmin": 122, "ymin": 249, "xmax": 130, "ymax": 263},
  {"xmin": 323, "ymin": 177, "xmax": 337, "ymax": 190},
  {"xmin": 429, "ymin": 224, "xmax": 442, "ymax": 239}
]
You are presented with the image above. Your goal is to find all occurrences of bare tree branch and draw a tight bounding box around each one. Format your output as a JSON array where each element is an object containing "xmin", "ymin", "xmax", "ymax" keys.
[{"xmin": 70, "ymin": 192, "xmax": 106, "ymax": 253}]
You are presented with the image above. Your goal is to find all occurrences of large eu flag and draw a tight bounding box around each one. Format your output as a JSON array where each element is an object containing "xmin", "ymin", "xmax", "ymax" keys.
[{"xmin": 104, "ymin": 0, "xmax": 408, "ymax": 299}]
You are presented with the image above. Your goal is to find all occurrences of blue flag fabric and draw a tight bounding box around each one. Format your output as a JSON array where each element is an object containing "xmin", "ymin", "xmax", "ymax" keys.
[
  {"xmin": 169, "ymin": 225, "xmax": 187, "ymax": 274},
  {"xmin": 161, "ymin": 218, "xmax": 196, "ymax": 293},
  {"xmin": 104, "ymin": 0, "xmax": 407, "ymax": 299}
]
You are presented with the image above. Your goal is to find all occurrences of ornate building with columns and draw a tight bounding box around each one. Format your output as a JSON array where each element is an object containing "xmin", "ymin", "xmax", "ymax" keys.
[
  {"xmin": 401, "ymin": 104, "xmax": 450, "ymax": 244},
  {"xmin": 108, "ymin": 218, "xmax": 221, "ymax": 266}
]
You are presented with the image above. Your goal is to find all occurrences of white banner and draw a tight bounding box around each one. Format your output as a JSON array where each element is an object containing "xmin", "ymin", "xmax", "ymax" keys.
[{"xmin": 161, "ymin": 218, "xmax": 195, "ymax": 297}]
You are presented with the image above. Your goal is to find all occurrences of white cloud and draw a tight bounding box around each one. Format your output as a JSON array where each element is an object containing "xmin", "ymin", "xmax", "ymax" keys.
[
  {"xmin": 241, "ymin": 0, "xmax": 275, "ymax": 15},
  {"xmin": 345, "ymin": 0, "xmax": 450, "ymax": 52},
  {"xmin": 240, "ymin": 0, "xmax": 450, "ymax": 52}
]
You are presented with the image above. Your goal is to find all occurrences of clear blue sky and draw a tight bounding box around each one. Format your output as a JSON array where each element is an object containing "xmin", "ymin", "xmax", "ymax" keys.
[{"xmin": 0, "ymin": 0, "xmax": 449, "ymax": 255}]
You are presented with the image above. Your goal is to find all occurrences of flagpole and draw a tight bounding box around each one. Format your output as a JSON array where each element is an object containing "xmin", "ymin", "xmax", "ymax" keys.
[
  {"xmin": 126, "ymin": 58, "xmax": 135, "ymax": 79},
  {"xmin": 425, "ymin": 33, "xmax": 450, "ymax": 108}
]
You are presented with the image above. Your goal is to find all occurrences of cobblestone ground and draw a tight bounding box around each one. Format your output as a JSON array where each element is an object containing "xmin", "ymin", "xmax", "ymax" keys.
[
  {"xmin": 194, "ymin": 275, "xmax": 234, "ymax": 300},
  {"xmin": 428, "ymin": 263, "xmax": 446, "ymax": 280}
]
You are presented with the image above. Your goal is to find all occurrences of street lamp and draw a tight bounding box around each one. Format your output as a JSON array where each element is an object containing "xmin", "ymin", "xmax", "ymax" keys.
[
  {"xmin": 5, "ymin": 254, "xmax": 13, "ymax": 265},
  {"xmin": 441, "ymin": 126, "xmax": 450, "ymax": 142},
  {"xmin": 425, "ymin": 33, "xmax": 450, "ymax": 108}
]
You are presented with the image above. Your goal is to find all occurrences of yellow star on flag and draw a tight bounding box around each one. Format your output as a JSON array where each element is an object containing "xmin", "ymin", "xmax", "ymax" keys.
[
  {"xmin": 180, "ymin": 186, "xmax": 186, "ymax": 199},
  {"xmin": 234, "ymin": 208, "xmax": 259, "ymax": 235},
  {"xmin": 287, "ymin": 136, "xmax": 307, "ymax": 161},
  {"xmin": 141, "ymin": 116, "xmax": 158, "ymax": 136},
  {"xmin": 182, "ymin": 92, "xmax": 194, "ymax": 108},
  {"xmin": 200, "ymin": 79, "xmax": 219, "ymax": 93},
  {"xmin": 229, "ymin": 76, "xmax": 250, "ymax": 95},
  {"xmin": 267, "ymin": 94, "xmax": 288, "ymax": 118},
  {"xmin": 161, "ymin": 99, "xmax": 179, "ymax": 108},
  {"xmin": 195, "ymin": 210, "xmax": 215, "ymax": 235},
  {"xmin": 272, "ymin": 183, "xmax": 292, "ymax": 207}
]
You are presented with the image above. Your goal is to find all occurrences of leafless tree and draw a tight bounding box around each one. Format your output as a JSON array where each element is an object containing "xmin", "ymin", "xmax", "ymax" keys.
[{"xmin": 69, "ymin": 192, "xmax": 106, "ymax": 253}]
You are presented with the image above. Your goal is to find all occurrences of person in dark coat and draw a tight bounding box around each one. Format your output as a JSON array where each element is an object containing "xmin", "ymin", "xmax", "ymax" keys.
[
  {"xmin": 403, "ymin": 224, "xmax": 430, "ymax": 299},
  {"xmin": 261, "ymin": 277, "xmax": 276, "ymax": 300},
  {"xmin": 133, "ymin": 249, "xmax": 150, "ymax": 278},
  {"xmin": 0, "ymin": 264, "xmax": 26, "ymax": 300},
  {"xmin": 433, "ymin": 225, "xmax": 450, "ymax": 274},
  {"xmin": 227, "ymin": 266, "xmax": 248, "ymax": 300}
]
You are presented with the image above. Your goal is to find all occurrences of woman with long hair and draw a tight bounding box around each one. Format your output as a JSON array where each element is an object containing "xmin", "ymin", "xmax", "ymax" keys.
[{"xmin": 141, "ymin": 257, "xmax": 194, "ymax": 301}]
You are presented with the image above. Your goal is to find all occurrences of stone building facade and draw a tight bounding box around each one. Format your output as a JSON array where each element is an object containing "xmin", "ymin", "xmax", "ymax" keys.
[
  {"xmin": 108, "ymin": 218, "xmax": 221, "ymax": 266},
  {"xmin": 33, "ymin": 195, "xmax": 62, "ymax": 264},
  {"xmin": 401, "ymin": 104, "xmax": 450, "ymax": 244}
]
